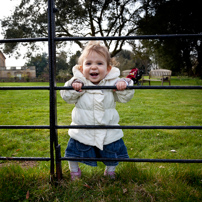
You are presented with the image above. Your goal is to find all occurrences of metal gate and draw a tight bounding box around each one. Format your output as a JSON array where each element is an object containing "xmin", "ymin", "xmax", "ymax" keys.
[{"xmin": 0, "ymin": 0, "xmax": 202, "ymax": 182}]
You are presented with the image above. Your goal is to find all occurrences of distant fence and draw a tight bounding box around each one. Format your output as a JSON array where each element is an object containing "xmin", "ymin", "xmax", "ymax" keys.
[{"xmin": 0, "ymin": 0, "xmax": 202, "ymax": 182}]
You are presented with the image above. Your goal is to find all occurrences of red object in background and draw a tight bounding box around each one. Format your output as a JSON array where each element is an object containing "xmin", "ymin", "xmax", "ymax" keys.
[{"xmin": 126, "ymin": 68, "xmax": 139, "ymax": 79}]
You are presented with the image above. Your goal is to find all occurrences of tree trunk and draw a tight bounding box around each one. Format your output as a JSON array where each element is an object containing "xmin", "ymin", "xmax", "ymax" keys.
[
  {"xmin": 195, "ymin": 42, "xmax": 202, "ymax": 78},
  {"xmin": 183, "ymin": 48, "xmax": 193, "ymax": 76}
]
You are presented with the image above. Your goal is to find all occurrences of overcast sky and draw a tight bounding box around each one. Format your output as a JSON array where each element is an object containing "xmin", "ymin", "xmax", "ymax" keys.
[
  {"xmin": 0, "ymin": 0, "xmax": 134, "ymax": 67},
  {"xmin": 0, "ymin": 0, "xmax": 77, "ymax": 67},
  {"xmin": 0, "ymin": 0, "xmax": 26, "ymax": 67}
]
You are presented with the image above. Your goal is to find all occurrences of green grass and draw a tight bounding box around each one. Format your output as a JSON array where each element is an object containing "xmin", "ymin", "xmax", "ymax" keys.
[{"xmin": 0, "ymin": 78, "xmax": 202, "ymax": 201}]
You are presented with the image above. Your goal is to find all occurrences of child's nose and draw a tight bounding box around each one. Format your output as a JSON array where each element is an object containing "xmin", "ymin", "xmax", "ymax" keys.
[{"xmin": 91, "ymin": 64, "xmax": 97, "ymax": 69}]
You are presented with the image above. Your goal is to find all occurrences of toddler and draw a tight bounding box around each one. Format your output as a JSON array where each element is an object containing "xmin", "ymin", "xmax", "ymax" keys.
[{"xmin": 60, "ymin": 41, "xmax": 134, "ymax": 180}]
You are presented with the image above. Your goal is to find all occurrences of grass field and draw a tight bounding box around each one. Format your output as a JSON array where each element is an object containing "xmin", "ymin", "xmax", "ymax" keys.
[{"xmin": 0, "ymin": 77, "xmax": 202, "ymax": 201}]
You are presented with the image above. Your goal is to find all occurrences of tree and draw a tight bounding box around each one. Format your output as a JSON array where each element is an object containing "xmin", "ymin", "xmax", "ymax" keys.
[
  {"xmin": 25, "ymin": 51, "xmax": 73, "ymax": 78},
  {"xmin": 131, "ymin": 43, "xmax": 151, "ymax": 74},
  {"xmin": 115, "ymin": 47, "xmax": 151, "ymax": 73},
  {"xmin": 25, "ymin": 53, "xmax": 48, "ymax": 77},
  {"xmin": 67, "ymin": 51, "xmax": 81, "ymax": 75},
  {"xmin": 56, "ymin": 50, "xmax": 75, "ymax": 81},
  {"xmin": 2, "ymin": 0, "xmax": 140, "ymax": 58},
  {"xmin": 137, "ymin": 0, "xmax": 202, "ymax": 77},
  {"xmin": 115, "ymin": 50, "xmax": 136, "ymax": 72},
  {"xmin": 56, "ymin": 51, "xmax": 69, "ymax": 75}
]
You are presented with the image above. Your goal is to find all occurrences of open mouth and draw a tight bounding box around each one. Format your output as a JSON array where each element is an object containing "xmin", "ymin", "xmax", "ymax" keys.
[{"xmin": 90, "ymin": 73, "xmax": 99, "ymax": 77}]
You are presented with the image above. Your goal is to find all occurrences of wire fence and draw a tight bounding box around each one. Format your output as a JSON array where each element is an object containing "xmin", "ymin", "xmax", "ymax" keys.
[{"xmin": 0, "ymin": 0, "xmax": 202, "ymax": 181}]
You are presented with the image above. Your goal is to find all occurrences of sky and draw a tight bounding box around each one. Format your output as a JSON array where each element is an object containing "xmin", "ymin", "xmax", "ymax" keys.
[
  {"xmin": 0, "ymin": 0, "xmax": 79, "ymax": 68},
  {"xmin": 0, "ymin": 0, "xmax": 134, "ymax": 68},
  {"xmin": 0, "ymin": 0, "xmax": 27, "ymax": 67}
]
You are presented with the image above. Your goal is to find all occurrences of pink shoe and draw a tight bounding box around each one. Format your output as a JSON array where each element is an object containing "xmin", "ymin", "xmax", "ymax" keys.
[
  {"xmin": 104, "ymin": 169, "xmax": 115, "ymax": 179},
  {"xmin": 70, "ymin": 168, "xmax": 81, "ymax": 181}
]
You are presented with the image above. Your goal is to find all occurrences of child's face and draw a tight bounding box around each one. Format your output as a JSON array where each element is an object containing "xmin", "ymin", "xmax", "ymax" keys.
[{"xmin": 80, "ymin": 51, "xmax": 111, "ymax": 84}]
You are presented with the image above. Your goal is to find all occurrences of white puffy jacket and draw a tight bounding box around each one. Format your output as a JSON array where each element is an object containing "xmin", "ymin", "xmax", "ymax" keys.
[{"xmin": 60, "ymin": 65, "xmax": 134, "ymax": 150}]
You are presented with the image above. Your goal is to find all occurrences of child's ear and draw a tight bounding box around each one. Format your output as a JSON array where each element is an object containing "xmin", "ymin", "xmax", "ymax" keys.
[
  {"xmin": 79, "ymin": 65, "xmax": 83, "ymax": 72},
  {"xmin": 107, "ymin": 65, "xmax": 112, "ymax": 73}
]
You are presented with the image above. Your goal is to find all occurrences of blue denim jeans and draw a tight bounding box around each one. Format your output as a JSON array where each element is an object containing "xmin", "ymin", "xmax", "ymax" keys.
[{"xmin": 65, "ymin": 138, "xmax": 129, "ymax": 166}]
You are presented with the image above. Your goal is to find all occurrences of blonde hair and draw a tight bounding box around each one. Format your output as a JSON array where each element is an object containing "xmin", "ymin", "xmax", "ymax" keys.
[{"xmin": 78, "ymin": 41, "xmax": 111, "ymax": 69}]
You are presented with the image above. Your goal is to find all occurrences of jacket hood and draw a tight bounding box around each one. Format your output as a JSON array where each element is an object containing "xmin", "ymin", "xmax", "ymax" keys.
[{"xmin": 72, "ymin": 65, "xmax": 120, "ymax": 84}]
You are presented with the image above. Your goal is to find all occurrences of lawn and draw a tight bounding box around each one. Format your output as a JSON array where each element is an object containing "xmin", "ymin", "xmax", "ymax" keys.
[{"xmin": 0, "ymin": 77, "xmax": 202, "ymax": 201}]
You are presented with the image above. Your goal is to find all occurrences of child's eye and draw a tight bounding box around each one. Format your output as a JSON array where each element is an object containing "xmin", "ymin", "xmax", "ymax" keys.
[
  {"xmin": 86, "ymin": 62, "xmax": 91, "ymax": 65},
  {"xmin": 98, "ymin": 62, "xmax": 103, "ymax": 65}
]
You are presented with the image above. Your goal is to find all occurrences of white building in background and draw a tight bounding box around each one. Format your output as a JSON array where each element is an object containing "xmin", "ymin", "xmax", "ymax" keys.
[{"xmin": 0, "ymin": 51, "xmax": 36, "ymax": 80}]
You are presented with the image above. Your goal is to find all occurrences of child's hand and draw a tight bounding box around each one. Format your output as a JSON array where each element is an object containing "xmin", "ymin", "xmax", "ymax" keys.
[
  {"xmin": 72, "ymin": 82, "xmax": 83, "ymax": 92},
  {"xmin": 115, "ymin": 81, "xmax": 127, "ymax": 91}
]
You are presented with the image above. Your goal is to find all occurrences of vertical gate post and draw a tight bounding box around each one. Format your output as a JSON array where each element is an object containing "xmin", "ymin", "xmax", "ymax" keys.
[{"xmin": 48, "ymin": 0, "xmax": 62, "ymax": 181}]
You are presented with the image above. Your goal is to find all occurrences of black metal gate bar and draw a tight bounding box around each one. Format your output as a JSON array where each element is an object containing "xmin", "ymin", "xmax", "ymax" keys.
[
  {"xmin": 0, "ymin": 86, "xmax": 202, "ymax": 90},
  {"xmin": 0, "ymin": 126, "xmax": 50, "ymax": 129},
  {"xmin": 56, "ymin": 86, "xmax": 202, "ymax": 90},
  {"xmin": 0, "ymin": 125, "xmax": 201, "ymax": 130},
  {"xmin": 0, "ymin": 157, "xmax": 51, "ymax": 161},
  {"xmin": 56, "ymin": 126, "xmax": 202, "ymax": 129},
  {"xmin": 0, "ymin": 87, "xmax": 50, "ymax": 90},
  {"xmin": 0, "ymin": 38, "xmax": 48, "ymax": 43},
  {"xmin": 1, "ymin": 157, "xmax": 201, "ymax": 163},
  {"xmin": 47, "ymin": 0, "xmax": 62, "ymax": 180},
  {"xmin": 1, "ymin": 33, "xmax": 202, "ymax": 44},
  {"xmin": 47, "ymin": 0, "xmax": 55, "ymax": 180},
  {"xmin": 61, "ymin": 157, "xmax": 202, "ymax": 163},
  {"xmin": 55, "ymin": 34, "xmax": 202, "ymax": 41}
]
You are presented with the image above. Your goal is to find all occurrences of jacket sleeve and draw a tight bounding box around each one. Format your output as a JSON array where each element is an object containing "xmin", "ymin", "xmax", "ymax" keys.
[
  {"xmin": 113, "ymin": 79, "xmax": 134, "ymax": 103},
  {"xmin": 60, "ymin": 78, "xmax": 85, "ymax": 104}
]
